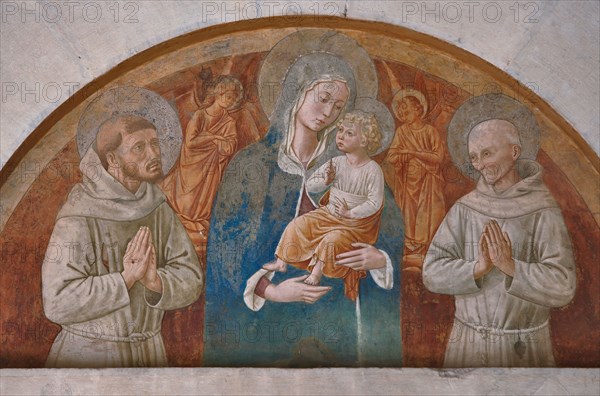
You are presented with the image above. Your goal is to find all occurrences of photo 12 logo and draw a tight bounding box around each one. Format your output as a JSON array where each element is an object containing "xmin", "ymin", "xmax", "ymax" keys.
[
  {"xmin": 400, "ymin": 1, "xmax": 541, "ymax": 24},
  {"xmin": 1, "ymin": 1, "xmax": 140, "ymax": 24}
]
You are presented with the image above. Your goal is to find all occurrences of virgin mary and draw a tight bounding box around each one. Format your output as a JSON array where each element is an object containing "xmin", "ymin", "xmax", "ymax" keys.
[{"xmin": 204, "ymin": 34, "xmax": 404, "ymax": 367}]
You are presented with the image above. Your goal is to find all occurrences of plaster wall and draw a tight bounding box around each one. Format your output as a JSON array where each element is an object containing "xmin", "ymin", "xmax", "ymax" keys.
[
  {"xmin": 0, "ymin": 1, "xmax": 599, "ymax": 395},
  {"xmin": 1, "ymin": 0, "xmax": 599, "ymax": 166}
]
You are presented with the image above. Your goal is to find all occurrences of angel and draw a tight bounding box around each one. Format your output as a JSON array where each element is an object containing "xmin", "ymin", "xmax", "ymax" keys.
[
  {"xmin": 386, "ymin": 89, "xmax": 446, "ymax": 268},
  {"xmin": 161, "ymin": 76, "xmax": 243, "ymax": 252}
]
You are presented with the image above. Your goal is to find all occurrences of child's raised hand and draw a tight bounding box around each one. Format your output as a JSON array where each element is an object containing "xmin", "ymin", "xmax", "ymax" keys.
[{"xmin": 325, "ymin": 159, "xmax": 336, "ymax": 185}]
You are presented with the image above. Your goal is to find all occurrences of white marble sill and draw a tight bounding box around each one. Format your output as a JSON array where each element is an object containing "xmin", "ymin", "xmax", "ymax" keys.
[{"xmin": 1, "ymin": 367, "xmax": 599, "ymax": 395}]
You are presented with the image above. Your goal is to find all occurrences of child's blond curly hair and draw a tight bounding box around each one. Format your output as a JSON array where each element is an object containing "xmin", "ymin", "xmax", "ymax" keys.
[{"xmin": 337, "ymin": 110, "xmax": 382, "ymax": 156}]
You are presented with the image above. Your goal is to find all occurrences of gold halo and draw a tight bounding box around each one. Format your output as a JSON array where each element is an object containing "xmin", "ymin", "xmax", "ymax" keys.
[
  {"xmin": 391, "ymin": 88, "xmax": 428, "ymax": 118},
  {"xmin": 447, "ymin": 93, "xmax": 541, "ymax": 178},
  {"xmin": 258, "ymin": 29, "xmax": 378, "ymax": 120},
  {"xmin": 76, "ymin": 86, "xmax": 182, "ymax": 175},
  {"xmin": 353, "ymin": 97, "xmax": 395, "ymax": 156}
]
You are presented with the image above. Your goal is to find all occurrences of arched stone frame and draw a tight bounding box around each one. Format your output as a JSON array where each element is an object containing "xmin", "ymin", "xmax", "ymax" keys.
[
  {"xmin": 0, "ymin": 14, "xmax": 598, "ymax": 395},
  {"xmin": 2, "ymin": 16, "xmax": 597, "ymax": 237}
]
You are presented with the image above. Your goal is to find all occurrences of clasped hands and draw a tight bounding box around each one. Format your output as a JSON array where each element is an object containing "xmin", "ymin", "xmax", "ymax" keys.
[
  {"xmin": 474, "ymin": 220, "xmax": 515, "ymax": 279},
  {"xmin": 121, "ymin": 226, "xmax": 163, "ymax": 293}
]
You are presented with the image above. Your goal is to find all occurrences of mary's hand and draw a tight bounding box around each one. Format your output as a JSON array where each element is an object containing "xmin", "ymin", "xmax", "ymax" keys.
[
  {"xmin": 336, "ymin": 242, "xmax": 386, "ymax": 270},
  {"xmin": 264, "ymin": 275, "xmax": 331, "ymax": 304}
]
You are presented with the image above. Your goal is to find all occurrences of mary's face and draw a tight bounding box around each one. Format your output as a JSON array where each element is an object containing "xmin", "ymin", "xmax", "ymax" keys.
[{"xmin": 295, "ymin": 81, "xmax": 350, "ymax": 132}]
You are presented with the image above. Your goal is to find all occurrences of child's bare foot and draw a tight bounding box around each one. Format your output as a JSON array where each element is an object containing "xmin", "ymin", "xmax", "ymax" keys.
[
  {"xmin": 263, "ymin": 259, "xmax": 288, "ymax": 273},
  {"xmin": 305, "ymin": 260, "xmax": 323, "ymax": 285}
]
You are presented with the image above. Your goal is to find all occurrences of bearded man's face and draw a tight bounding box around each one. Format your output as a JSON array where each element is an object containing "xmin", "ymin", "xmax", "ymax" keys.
[{"xmin": 112, "ymin": 128, "xmax": 163, "ymax": 183}]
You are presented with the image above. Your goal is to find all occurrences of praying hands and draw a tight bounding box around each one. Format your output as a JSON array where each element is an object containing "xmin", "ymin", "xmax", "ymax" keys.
[{"xmin": 474, "ymin": 220, "xmax": 515, "ymax": 279}]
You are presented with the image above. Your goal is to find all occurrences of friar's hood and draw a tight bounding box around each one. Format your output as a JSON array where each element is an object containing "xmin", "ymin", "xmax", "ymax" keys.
[
  {"xmin": 458, "ymin": 159, "xmax": 559, "ymax": 218},
  {"xmin": 57, "ymin": 147, "xmax": 166, "ymax": 221}
]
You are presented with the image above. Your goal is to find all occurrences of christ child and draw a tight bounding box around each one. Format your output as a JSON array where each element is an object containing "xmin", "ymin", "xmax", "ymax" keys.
[{"xmin": 263, "ymin": 110, "xmax": 385, "ymax": 301}]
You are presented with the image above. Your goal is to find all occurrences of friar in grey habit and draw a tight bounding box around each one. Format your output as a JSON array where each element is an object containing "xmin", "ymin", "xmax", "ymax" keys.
[
  {"xmin": 423, "ymin": 119, "xmax": 576, "ymax": 367},
  {"xmin": 42, "ymin": 114, "xmax": 203, "ymax": 367}
]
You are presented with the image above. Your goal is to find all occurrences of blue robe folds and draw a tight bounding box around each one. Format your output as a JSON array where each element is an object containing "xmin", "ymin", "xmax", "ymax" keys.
[{"xmin": 204, "ymin": 127, "xmax": 404, "ymax": 367}]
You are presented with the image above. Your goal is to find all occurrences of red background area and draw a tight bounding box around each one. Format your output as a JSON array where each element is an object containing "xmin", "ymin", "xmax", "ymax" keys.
[{"xmin": 1, "ymin": 56, "xmax": 598, "ymax": 367}]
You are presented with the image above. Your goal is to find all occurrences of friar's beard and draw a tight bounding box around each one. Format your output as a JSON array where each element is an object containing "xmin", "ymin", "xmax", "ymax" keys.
[{"xmin": 122, "ymin": 159, "xmax": 164, "ymax": 184}]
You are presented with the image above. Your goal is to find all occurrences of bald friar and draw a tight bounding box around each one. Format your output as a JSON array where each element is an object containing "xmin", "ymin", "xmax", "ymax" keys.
[{"xmin": 422, "ymin": 119, "xmax": 576, "ymax": 367}]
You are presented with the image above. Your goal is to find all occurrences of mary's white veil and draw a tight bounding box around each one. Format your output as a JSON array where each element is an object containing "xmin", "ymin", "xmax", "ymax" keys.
[{"xmin": 273, "ymin": 53, "xmax": 357, "ymax": 176}]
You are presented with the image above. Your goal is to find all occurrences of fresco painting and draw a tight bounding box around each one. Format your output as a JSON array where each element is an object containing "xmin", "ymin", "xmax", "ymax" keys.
[{"xmin": 0, "ymin": 25, "xmax": 598, "ymax": 369}]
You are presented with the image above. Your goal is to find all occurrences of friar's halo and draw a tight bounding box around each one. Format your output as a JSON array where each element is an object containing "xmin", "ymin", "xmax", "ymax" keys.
[
  {"xmin": 447, "ymin": 93, "xmax": 541, "ymax": 179},
  {"xmin": 76, "ymin": 86, "xmax": 183, "ymax": 175}
]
